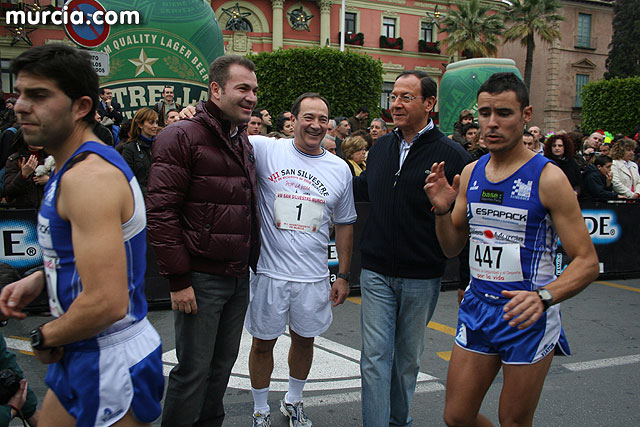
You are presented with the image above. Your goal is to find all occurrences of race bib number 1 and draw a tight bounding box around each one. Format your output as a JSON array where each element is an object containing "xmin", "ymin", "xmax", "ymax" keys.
[
  {"xmin": 470, "ymin": 241, "xmax": 523, "ymax": 282},
  {"xmin": 274, "ymin": 192, "xmax": 326, "ymax": 232}
]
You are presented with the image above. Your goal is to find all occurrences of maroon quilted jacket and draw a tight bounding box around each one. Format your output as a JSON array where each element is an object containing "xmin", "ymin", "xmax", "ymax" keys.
[{"xmin": 146, "ymin": 100, "xmax": 260, "ymax": 291}]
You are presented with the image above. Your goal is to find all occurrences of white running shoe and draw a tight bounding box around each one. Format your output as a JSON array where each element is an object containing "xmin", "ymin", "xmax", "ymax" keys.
[
  {"xmin": 252, "ymin": 411, "xmax": 271, "ymax": 427},
  {"xmin": 280, "ymin": 399, "xmax": 312, "ymax": 427}
]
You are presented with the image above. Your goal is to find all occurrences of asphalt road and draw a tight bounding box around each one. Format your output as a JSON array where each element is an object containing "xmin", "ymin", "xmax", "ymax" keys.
[{"xmin": 3, "ymin": 278, "xmax": 639, "ymax": 426}]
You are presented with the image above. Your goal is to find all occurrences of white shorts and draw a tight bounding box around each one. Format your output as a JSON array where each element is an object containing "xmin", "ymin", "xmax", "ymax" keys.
[{"xmin": 244, "ymin": 273, "xmax": 332, "ymax": 340}]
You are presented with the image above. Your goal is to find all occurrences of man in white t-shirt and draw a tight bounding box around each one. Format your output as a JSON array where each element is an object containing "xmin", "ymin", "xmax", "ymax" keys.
[{"xmin": 246, "ymin": 93, "xmax": 356, "ymax": 427}]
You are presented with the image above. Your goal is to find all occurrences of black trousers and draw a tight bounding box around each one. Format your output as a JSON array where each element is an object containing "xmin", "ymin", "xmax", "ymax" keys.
[{"xmin": 161, "ymin": 271, "xmax": 249, "ymax": 427}]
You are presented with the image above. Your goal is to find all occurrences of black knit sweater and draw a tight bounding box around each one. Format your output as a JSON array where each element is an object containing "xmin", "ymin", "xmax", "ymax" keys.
[{"xmin": 354, "ymin": 125, "xmax": 471, "ymax": 279}]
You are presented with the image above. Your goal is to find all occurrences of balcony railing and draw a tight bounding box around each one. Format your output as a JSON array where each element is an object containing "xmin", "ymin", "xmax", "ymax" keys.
[{"xmin": 575, "ymin": 35, "xmax": 597, "ymax": 50}]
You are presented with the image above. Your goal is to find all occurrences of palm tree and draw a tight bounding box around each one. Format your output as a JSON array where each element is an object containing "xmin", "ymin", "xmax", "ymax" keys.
[
  {"xmin": 503, "ymin": 0, "xmax": 565, "ymax": 91},
  {"xmin": 439, "ymin": 0, "xmax": 506, "ymax": 59}
]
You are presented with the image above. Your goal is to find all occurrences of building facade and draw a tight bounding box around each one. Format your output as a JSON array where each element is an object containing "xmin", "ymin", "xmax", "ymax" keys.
[
  {"xmin": 0, "ymin": 0, "xmax": 615, "ymax": 131},
  {"xmin": 501, "ymin": 0, "xmax": 615, "ymax": 133},
  {"xmin": 213, "ymin": 0, "xmax": 509, "ymax": 117}
]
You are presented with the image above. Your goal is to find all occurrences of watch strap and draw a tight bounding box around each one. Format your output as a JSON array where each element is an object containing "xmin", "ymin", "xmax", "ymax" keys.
[
  {"xmin": 536, "ymin": 289, "xmax": 553, "ymax": 311},
  {"xmin": 336, "ymin": 273, "xmax": 350, "ymax": 282},
  {"xmin": 30, "ymin": 323, "xmax": 48, "ymax": 350}
]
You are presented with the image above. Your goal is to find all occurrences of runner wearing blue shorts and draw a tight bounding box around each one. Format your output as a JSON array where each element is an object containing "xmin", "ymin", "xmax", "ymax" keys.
[
  {"xmin": 0, "ymin": 44, "xmax": 164, "ymax": 427},
  {"xmin": 425, "ymin": 72, "xmax": 599, "ymax": 427}
]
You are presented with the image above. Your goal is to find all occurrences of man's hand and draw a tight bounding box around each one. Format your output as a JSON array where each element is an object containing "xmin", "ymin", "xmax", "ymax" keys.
[
  {"xmin": 0, "ymin": 271, "xmax": 45, "ymax": 319},
  {"xmin": 7, "ymin": 379, "xmax": 27, "ymax": 411},
  {"xmin": 33, "ymin": 346, "xmax": 64, "ymax": 364},
  {"xmin": 457, "ymin": 289, "xmax": 465, "ymax": 306},
  {"xmin": 501, "ymin": 290, "xmax": 545, "ymax": 330},
  {"xmin": 424, "ymin": 161, "xmax": 460, "ymax": 214},
  {"xmin": 170, "ymin": 286, "xmax": 198, "ymax": 314},
  {"xmin": 330, "ymin": 278, "xmax": 349, "ymax": 307},
  {"xmin": 179, "ymin": 105, "xmax": 197, "ymax": 120}
]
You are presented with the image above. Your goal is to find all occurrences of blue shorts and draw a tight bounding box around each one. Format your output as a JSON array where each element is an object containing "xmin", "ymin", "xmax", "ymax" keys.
[
  {"xmin": 45, "ymin": 318, "xmax": 164, "ymax": 426},
  {"xmin": 455, "ymin": 288, "xmax": 570, "ymax": 364}
]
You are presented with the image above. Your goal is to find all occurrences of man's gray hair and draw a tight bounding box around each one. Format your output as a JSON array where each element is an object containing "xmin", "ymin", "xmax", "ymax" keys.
[
  {"xmin": 371, "ymin": 118, "xmax": 387, "ymax": 128},
  {"xmin": 321, "ymin": 135, "xmax": 335, "ymax": 148},
  {"xmin": 328, "ymin": 119, "xmax": 337, "ymax": 130}
]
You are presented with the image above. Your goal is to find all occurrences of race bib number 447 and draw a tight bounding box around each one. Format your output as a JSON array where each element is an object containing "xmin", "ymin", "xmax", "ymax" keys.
[
  {"xmin": 274, "ymin": 192, "xmax": 326, "ymax": 232},
  {"xmin": 470, "ymin": 241, "xmax": 523, "ymax": 282}
]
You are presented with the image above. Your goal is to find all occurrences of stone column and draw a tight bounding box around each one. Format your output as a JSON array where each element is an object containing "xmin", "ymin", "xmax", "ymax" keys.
[
  {"xmin": 543, "ymin": 37, "xmax": 561, "ymax": 132},
  {"xmin": 320, "ymin": 0, "xmax": 332, "ymax": 47},
  {"xmin": 272, "ymin": 0, "xmax": 284, "ymax": 50}
]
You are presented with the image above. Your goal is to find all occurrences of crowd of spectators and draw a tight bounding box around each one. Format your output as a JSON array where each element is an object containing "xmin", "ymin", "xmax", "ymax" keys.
[
  {"xmin": 447, "ymin": 106, "xmax": 640, "ymax": 202},
  {"xmin": 2, "ymin": 84, "xmax": 638, "ymax": 212}
]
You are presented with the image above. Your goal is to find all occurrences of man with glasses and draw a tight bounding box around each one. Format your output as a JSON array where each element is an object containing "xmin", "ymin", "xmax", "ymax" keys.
[{"xmin": 353, "ymin": 70, "xmax": 470, "ymax": 427}]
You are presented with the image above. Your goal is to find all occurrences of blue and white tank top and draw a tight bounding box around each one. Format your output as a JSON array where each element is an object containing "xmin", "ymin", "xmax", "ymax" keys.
[
  {"xmin": 466, "ymin": 154, "xmax": 557, "ymax": 299},
  {"xmin": 38, "ymin": 141, "xmax": 148, "ymax": 340}
]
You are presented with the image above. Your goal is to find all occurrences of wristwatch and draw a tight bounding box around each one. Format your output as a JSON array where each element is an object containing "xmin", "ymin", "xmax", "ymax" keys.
[
  {"xmin": 536, "ymin": 288, "xmax": 553, "ymax": 311},
  {"xmin": 336, "ymin": 273, "xmax": 350, "ymax": 282},
  {"xmin": 29, "ymin": 323, "xmax": 48, "ymax": 350}
]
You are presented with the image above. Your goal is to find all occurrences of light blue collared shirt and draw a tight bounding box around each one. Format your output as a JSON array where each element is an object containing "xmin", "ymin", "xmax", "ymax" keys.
[{"xmin": 397, "ymin": 120, "xmax": 434, "ymax": 169}]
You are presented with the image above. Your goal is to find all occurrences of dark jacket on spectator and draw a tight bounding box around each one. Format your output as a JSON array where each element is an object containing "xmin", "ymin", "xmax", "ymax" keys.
[
  {"xmin": 93, "ymin": 122, "xmax": 114, "ymax": 147},
  {"xmin": 4, "ymin": 150, "xmax": 45, "ymax": 208},
  {"xmin": 469, "ymin": 147, "xmax": 489, "ymax": 162},
  {"xmin": 146, "ymin": 100, "xmax": 260, "ymax": 291},
  {"xmin": 153, "ymin": 101, "xmax": 182, "ymax": 128},
  {"xmin": 96, "ymin": 100, "xmax": 123, "ymax": 126},
  {"xmin": 121, "ymin": 135, "xmax": 153, "ymax": 196},
  {"xmin": 353, "ymin": 126, "xmax": 470, "ymax": 279},
  {"xmin": 0, "ymin": 126, "xmax": 18, "ymax": 169},
  {"xmin": 348, "ymin": 115, "xmax": 367, "ymax": 133},
  {"xmin": 548, "ymin": 155, "xmax": 583, "ymax": 195},
  {"xmin": 452, "ymin": 121, "xmax": 466, "ymax": 145},
  {"xmin": 581, "ymin": 164, "xmax": 618, "ymax": 200}
]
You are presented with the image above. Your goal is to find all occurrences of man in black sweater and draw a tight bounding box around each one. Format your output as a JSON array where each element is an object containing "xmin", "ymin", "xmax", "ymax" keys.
[{"xmin": 353, "ymin": 70, "xmax": 470, "ymax": 427}]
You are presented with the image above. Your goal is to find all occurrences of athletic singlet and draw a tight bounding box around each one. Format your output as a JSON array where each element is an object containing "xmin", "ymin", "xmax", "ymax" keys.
[
  {"xmin": 38, "ymin": 141, "xmax": 148, "ymax": 341},
  {"xmin": 466, "ymin": 153, "xmax": 557, "ymax": 299}
]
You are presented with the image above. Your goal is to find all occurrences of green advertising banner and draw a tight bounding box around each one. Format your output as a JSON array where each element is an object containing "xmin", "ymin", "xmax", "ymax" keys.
[
  {"xmin": 95, "ymin": 0, "xmax": 225, "ymax": 118},
  {"xmin": 439, "ymin": 58, "xmax": 523, "ymax": 135}
]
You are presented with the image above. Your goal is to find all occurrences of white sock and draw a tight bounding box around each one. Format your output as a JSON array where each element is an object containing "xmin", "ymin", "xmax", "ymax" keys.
[
  {"xmin": 252, "ymin": 386, "xmax": 270, "ymax": 414},
  {"xmin": 285, "ymin": 376, "xmax": 307, "ymax": 404}
]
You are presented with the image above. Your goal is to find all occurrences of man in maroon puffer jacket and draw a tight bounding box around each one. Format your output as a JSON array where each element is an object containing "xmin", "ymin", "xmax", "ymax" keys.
[{"xmin": 146, "ymin": 55, "xmax": 261, "ymax": 427}]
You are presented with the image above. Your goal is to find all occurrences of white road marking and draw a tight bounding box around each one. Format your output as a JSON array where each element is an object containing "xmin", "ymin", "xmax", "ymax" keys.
[
  {"xmin": 562, "ymin": 354, "xmax": 640, "ymax": 372},
  {"xmin": 304, "ymin": 382, "xmax": 446, "ymax": 407},
  {"xmin": 162, "ymin": 329, "xmax": 438, "ymax": 391},
  {"xmin": 4, "ymin": 337, "xmax": 32, "ymax": 352}
]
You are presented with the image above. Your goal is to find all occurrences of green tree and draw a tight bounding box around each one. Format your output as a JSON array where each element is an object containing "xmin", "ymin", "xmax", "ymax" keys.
[
  {"xmin": 248, "ymin": 47, "xmax": 383, "ymax": 119},
  {"xmin": 503, "ymin": 0, "xmax": 564, "ymax": 92},
  {"xmin": 605, "ymin": 0, "xmax": 640, "ymax": 79},
  {"xmin": 439, "ymin": 0, "xmax": 505, "ymax": 59},
  {"xmin": 581, "ymin": 77, "xmax": 640, "ymax": 136}
]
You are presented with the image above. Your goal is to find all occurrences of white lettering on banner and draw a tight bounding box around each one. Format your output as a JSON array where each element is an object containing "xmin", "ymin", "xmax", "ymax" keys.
[
  {"xmin": 581, "ymin": 210, "xmax": 621, "ymax": 244},
  {"xmin": 470, "ymin": 240, "xmax": 523, "ymax": 282},
  {"xmin": 273, "ymin": 192, "xmax": 325, "ymax": 233}
]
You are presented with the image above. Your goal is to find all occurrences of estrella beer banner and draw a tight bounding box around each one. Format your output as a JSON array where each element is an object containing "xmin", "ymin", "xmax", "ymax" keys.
[{"xmin": 91, "ymin": 0, "xmax": 225, "ymax": 118}]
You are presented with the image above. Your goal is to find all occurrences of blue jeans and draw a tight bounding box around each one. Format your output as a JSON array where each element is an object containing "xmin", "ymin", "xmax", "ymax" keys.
[{"xmin": 360, "ymin": 269, "xmax": 441, "ymax": 427}]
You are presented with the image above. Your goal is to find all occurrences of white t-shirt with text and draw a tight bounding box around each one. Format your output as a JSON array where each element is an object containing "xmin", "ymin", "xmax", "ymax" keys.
[{"xmin": 250, "ymin": 136, "xmax": 357, "ymax": 282}]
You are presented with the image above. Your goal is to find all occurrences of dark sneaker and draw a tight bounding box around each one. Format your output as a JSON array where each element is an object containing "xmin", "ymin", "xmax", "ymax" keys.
[{"xmin": 280, "ymin": 399, "xmax": 312, "ymax": 427}]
